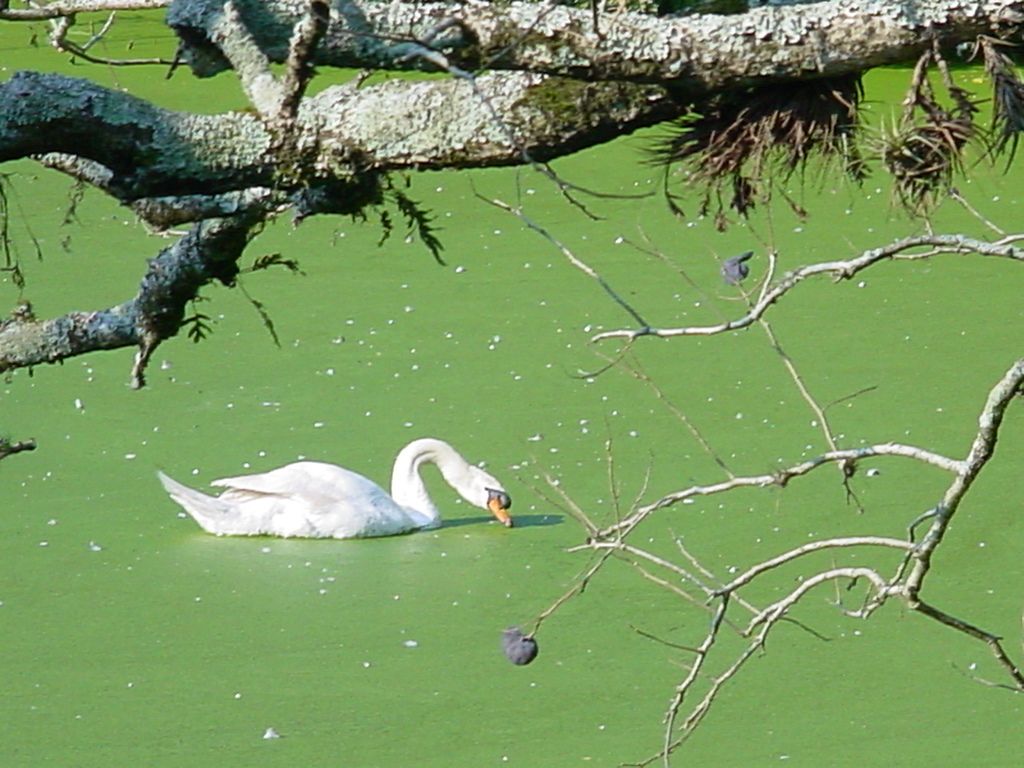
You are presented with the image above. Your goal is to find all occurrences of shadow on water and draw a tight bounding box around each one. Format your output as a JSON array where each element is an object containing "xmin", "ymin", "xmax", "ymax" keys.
[{"xmin": 442, "ymin": 513, "xmax": 564, "ymax": 529}]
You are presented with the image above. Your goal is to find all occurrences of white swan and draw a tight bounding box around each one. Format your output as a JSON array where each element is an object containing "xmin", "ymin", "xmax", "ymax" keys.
[{"xmin": 157, "ymin": 437, "xmax": 512, "ymax": 538}]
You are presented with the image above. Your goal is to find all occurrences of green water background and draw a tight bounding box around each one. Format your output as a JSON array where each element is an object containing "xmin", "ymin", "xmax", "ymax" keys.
[{"xmin": 2, "ymin": 12, "xmax": 1023, "ymax": 767}]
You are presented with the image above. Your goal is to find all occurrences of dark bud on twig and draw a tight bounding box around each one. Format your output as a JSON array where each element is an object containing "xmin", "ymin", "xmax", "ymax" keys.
[
  {"xmin": 721, "ymin": 250, "xmax": 754, "ymax": 285},
  {"xmin": 502, "ymin": 627, "xmax": 539, "ymax": 665}
]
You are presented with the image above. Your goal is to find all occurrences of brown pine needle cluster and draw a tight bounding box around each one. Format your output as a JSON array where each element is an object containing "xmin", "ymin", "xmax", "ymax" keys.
[{"xmin": 650, "ymin": 74, "xmax": 864, "ymax": 226}]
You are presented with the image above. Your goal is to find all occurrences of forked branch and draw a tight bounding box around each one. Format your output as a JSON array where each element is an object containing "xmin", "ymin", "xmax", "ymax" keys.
[{"xmin": 533, "ymin": 357, "xmax": 1024, "ymax": 766}]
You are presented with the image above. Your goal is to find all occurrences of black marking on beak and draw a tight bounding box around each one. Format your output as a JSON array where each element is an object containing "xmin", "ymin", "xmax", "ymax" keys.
[{"xmin": 487, "ymin": 488, "xmax": 512, "ymax": 511}]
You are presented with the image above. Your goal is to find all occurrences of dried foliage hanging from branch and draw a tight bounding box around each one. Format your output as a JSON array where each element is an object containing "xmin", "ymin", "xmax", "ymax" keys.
[
  {"xmin": 650, "ymin": 74, "xmax": 864, "ymax": 227},
  {"xmin": 980, "ymin": 36, "xmax": 1024, "ymax": 165},
  {"xmin": 879, "ymin": 43, "xmax": 981, "ymax": 216}
]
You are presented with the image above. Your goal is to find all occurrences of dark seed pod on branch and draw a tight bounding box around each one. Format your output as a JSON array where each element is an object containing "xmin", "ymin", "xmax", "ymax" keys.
[{"xmin": 501, "ymin": 627, "xmax": 539, "ymax": 665}]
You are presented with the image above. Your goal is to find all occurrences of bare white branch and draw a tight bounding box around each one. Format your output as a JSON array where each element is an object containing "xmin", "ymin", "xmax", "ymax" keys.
[
  {"xmin": 0, "ymin": 0, "xmax": 169, "ymax": 21},
  {"xmin": 600, "ymin": 442, "xmax": 963, "ymax": 538},
  {"xmin": 717, "ymin": 536, "xmax": 914, "ymax": 595},
  {"xmin": 593, "ymin": 234, "xmax": 1024, "ymax": 343}
]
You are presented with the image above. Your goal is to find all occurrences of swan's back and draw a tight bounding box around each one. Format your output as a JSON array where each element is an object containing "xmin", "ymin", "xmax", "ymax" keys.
[{"xmin": 161, "ymin": 461, "xmax": 427, "ymax": 538}]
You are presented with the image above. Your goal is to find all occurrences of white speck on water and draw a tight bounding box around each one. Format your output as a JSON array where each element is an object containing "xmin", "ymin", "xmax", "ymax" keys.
[
  {"xmin": 263, "ymin": 727, "xmax": 281, "ymax": 740},
  {"xmin": 39, "ymin": 541, "xmax": 48, "ymax": 547},
  {"xmin": 866, "ymin": 468, "xmax": 881, "ymax": 477},
  {"xmin": 234, "ymin": 692, "xmax": 242, "ymax": 699},
  {"xmin": 527, "ymin": 434, "xmax": 543, "ymax": 442},
  {"xmin": 313, "ymin": 421, "xmax": 325, "ymax": 428},
  {"xmin": 403, "ymin": 640, "xmax": 419, "ymax": 648},
  {"xmin": 403, "ymin": 421, "xmax": 414, "ymax": 428},
  {"xmin": 362, "ymin": 661, "xmax": 371, "ymax": 668},
  {"xmin": 978, "ymin": 542, "xmax": 987, "ymax": 548},
  {"xmin": 455, "ymin": 265, "xmax": 466, "ymax": 273},
  {"xmin": 260, "ymin": 546, "xmax": 271, "ymax": 554},
  {"xmin": 88, "ymin": 541, "xmax": 103, "ymax": 552},
  {"xmin": 124, "ymin": 453, "xmax": 137, "ymax": 460},
  {"xmin": 735, "ymin": 412, "xmax": 743, "ymax": 420},
  {"xmin": 857, "ymin": 280, "xmax": 866, "ymax": 288},
  {"xmin": 74, "ymin": 398, "xmax": 84, "ymax": 411},
  {"xmin": 47, "ymin": 519, "xmax": 58, "ymax": 526}
]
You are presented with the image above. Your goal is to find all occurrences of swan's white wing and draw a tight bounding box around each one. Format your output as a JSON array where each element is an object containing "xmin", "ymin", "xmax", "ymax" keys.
[
  {"xmin": 209, "ymin": 461, "xmax": 422, "ymax": 538},
  {"xmin": 212, "ymin": 461, "xmax": 378, "ymax": 505}
]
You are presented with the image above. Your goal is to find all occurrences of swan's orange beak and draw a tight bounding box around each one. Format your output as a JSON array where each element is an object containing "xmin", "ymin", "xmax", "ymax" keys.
[{"xmin": 488, "ymin": 494, "xmax": 513, "ymax": 527}]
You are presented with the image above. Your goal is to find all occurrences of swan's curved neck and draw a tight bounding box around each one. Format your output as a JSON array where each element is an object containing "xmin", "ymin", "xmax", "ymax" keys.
[{"xmin": 390, "ymin": 438, "xmax": 474, "ymax": 526}]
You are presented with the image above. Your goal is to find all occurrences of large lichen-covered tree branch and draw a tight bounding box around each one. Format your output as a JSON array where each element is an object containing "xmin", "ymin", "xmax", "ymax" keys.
[
  {"xmin": 0, "ymin": 0, "xmax": 1020, "ymax": 388},
  {"xmin": 0, "ymin": 71, "xmax": 675, "ymax": 207},
  {"xmin": 0, "ymin": 215, "xmax": 257, "ymax": 387},
  {"xmin": 165, "ymin": 0, "xmax": 1024, "ymax": 89}
]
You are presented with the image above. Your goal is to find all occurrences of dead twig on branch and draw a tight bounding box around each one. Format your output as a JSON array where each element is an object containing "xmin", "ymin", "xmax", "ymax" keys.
[{"xmin": 0, "ymin": 436, "xmax": 36, "ymax": 461}]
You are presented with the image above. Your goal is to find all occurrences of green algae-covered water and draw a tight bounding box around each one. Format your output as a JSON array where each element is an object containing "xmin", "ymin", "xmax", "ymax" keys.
[{"xmin": 3, "ymin": 13, "xmax": 1024, "ymax": 767}]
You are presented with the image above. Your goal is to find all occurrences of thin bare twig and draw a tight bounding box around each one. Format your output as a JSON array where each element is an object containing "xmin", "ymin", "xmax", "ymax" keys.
[{"xmin": 475, "ymin": 190, "xmax": 650, "ymax": 328}]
